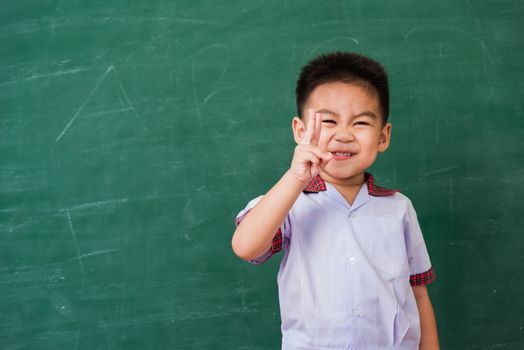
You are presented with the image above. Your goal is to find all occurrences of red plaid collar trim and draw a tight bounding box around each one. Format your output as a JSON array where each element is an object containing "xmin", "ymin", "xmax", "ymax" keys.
[{"xmin": 303, "ymin": 172, "xmax": 399, "ymax": 197}]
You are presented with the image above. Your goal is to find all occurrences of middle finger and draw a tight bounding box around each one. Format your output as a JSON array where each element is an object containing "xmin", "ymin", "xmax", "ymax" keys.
[{"xmin": 312, "ymin": 112, "xmax": 322, "ymax": 146}]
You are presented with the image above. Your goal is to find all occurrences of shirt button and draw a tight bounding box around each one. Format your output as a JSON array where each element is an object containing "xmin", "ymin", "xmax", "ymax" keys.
[
  {"xmin": 349, "ymin": 257, "xmax": 357, "ymax": 265},
  {"xmin": 352, "ymin": 308, "xmax": 362, "ymax": 318},
  {"xmin": 349, "ymin": 211, "xmax": 356, "ymax": 217}
]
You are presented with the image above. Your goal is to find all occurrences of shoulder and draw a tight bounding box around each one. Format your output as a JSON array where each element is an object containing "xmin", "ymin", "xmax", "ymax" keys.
[
  {"xmin": 368, "ymin": 192, "xmax": 418, "ymax": 220},
  {"xmin": 391, "ymin": 191, "xmax": 413, "ymax": 205},
  {"xmin": 372, "ymin": 190, "xmax": 412, "ymax": 206}
]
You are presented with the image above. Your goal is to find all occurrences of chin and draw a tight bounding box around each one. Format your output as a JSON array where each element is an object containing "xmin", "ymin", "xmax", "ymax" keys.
[{"xmin": 322, "ymin": 169, "xmax": 364, "ymax": 181}]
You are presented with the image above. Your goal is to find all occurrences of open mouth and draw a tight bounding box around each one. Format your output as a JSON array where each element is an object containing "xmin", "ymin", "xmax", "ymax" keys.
[{"xmin": 331, "ymin": 152, "xmax": 355, "ymax": 160}]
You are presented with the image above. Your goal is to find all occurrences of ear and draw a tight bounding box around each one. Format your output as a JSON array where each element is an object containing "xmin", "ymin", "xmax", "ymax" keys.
[
  {"xmin": 378, "ymin": 122, "xmax": 392, "ymax": 152},
  {"xmin": 292, "ymin": 116, "xmax": 306, "ymax": 144}
]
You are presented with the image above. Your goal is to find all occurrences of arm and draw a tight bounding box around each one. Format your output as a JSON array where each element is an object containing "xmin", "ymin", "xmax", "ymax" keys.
[
  {"xmin": 412, "ymin": 285, "xmax": 439, "ymax": 350},
  {"xmin": 232, "ymin": 171, "xmax": 305, "ymax": 261},
  {"xmin": 232, "ymin": 110, "xmax": 332, "ymax": 261}
]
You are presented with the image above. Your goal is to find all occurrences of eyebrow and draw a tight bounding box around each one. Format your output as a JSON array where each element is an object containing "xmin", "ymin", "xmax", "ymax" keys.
[{"xmin": 317, "ymin": 108, "xmax": 378, "ymax": 119}]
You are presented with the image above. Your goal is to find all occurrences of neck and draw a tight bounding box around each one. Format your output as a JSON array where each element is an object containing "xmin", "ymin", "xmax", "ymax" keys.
[
  {"xmin": 320, "ymin": 172, "xmax": 366, "ymax": 206},
  {"xmin": 320, "ymin": 172, "xmax": 365, "ymax": 188}
]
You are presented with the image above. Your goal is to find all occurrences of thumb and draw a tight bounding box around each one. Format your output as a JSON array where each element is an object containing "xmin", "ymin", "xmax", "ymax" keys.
[
  {"xmin": 322, "ymin": 152, "xmax": 332, "ymax": 161},
  {"xmin": 320, "ymin": 152, "xmax": 333, "ymax": 168}
]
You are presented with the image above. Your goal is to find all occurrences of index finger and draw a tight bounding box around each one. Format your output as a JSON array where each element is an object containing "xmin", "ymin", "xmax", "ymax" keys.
[{"xmin": 300, "ymin": 109, "xmax": 316, "ymax": 145}]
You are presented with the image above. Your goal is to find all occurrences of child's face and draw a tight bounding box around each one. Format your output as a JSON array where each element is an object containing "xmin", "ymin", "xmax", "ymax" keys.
[{"xmin": 292, "ymin": 82, "xmax": 391, "ymax": 185}]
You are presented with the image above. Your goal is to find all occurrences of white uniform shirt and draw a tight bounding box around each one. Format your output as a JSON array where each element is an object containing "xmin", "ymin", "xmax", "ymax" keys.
[{"xmin": 236, "ymin": 173, "xmax": 436, "ymax": 350}]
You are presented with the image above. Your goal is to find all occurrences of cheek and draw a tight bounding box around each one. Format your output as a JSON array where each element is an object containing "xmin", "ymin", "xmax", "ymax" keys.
[{"xmin": 357, "ymin": 133, "xmax": 381, "ymax": 151}]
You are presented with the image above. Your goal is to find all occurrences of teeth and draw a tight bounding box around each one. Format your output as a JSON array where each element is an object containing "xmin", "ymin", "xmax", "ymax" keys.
[{"xmin": 334, "ymin": 152, "xmax": 352, "ymax": 156}]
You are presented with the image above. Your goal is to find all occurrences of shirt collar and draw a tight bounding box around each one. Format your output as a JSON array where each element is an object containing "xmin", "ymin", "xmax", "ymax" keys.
[{"xmin": 303, "ymin": 172, "xmax": 399, "ymax": 197}]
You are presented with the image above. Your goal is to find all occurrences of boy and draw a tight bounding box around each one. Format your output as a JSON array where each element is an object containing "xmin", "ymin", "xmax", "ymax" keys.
[{"xmin": 232, "ymin": 52, "xmax": 439, "ymax": 349}]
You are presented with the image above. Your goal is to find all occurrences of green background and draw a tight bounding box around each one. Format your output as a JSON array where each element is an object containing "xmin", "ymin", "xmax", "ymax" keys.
[{"xmin": 1, "ymin": 1, "xmax": 522, "ymax": 349}]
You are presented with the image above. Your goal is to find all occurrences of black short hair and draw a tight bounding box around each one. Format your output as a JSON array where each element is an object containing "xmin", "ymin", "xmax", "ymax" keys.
[{"xmin": 295, "ymin": 51, "xmax": 390, "ymax": 124}]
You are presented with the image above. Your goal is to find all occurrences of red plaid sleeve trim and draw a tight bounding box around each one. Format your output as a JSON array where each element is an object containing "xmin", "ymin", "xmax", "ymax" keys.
[
  {"xmin": 245, "ymin": 228, "xmax": 282, "ymax": 264},
  {"xmin": 271, "ymin": 228, "xmax": 283, "ymax": 253},
  {"xmin": 410, "ymin": 267, "xmax": 436, "ymax": 286}
]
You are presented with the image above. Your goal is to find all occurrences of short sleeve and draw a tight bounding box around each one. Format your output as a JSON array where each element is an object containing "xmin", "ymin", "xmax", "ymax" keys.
[
  {"xmin": 403, "ymin": 200, "xmax": 436, "ymax": 286},
  {"xmin": 235, "ymin": 196, "xmax": 291, "ymax": 265}
]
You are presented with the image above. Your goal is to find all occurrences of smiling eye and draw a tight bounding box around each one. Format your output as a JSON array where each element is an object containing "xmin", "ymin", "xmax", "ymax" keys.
[
  {"xmin": 322, "ymin": 120, "xmax": 336, "ymax": 124},
  {"xmin": 355, "ymin": 121, "xmax": 370, "ymax": 126}
]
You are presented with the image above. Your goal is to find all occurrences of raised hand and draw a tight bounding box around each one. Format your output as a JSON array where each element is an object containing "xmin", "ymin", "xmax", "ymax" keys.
[{"xmin": 289, "ymin": 109, "xmax": 333, "ymax": 184}]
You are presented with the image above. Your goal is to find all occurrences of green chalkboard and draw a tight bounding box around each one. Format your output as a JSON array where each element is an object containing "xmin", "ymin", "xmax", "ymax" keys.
[{"xmin": 1, "ymin": 1, "xmax": 523, "ymax": 349}]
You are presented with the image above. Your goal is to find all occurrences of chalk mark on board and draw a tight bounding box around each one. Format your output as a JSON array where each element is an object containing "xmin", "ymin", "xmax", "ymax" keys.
[
  {"xmin": 63, "ymin": 249, "xmax": 118, "ymax": 264},
  {"xmin": 112, "ymin": 66, "xmax": 148, "ymax": 132},
  {"xmin": 448, "ymin": 174, "xmax": 454, "ymax": 213},
  {"xmin": 55, "ymin": 66, "xmax": 112, "ymax": 141},
  {"xmin": 424, "ymin": 166, "xmax": 458, "ymax": 177},
  {"xmin": 200, "ymin": 85, "xmax": 255, "ymax": 194},
  {"xmin": 185, "ymin": 44, "xmax": 255, "ymax": 194},
  {"xmin": 74, "ymin": 329, "xmax": 80, "ymax": 350},
  {"xmin": 203, "ymin": 86, "xmax": 242, "ymax": 106},
  {"xmin": 191, "ymin": 64, "xmax": 203, "ymax": 127},
  {"xmin": 0, "ymin": 67, "xmax": 91, "ymax": 87},
  {"xmin": 77, "ymin": 107, "xmax": 134, "ymax": 119},
  {"xmin": 66, "ymin": 197, "xmax": 129, "ymax": 211},
  {"xmin": 207, "ymin": 45, "xmax": 230, "ymax": 100},
  {"xmin": 50, "ymin": 292, "xmax": 73, "ymax": 317},
  {"xmin": 187, "ymin": 43, "xmax": 230, "ymax": 91},
  {"xmin": 508, "ymin": 273, "xmax": 517, "ymax": 284},
  {"xmin": 305, "ymin": 36, "xmax": 360, "ymax": 61},
  {"xmin": 55, "ymin": 65, "xmax": 148, "ymax": 142},
  {"xmin": 65, "ymin": 209, "xmax": 85, "ymax": 284},
  {"xmin": 180, "ymin": 199, "xmax": 195, "ymax": 241},
  {"xmin": 188, "ymin": 44, "xmax": 231, "ymax": 127},
  {"xmin": 403, "ymin": 26, "xmax": 496, "ymax": 69}
]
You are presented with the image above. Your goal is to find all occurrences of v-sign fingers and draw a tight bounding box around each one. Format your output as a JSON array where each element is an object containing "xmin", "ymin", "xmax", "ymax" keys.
[
  {"xmin": 311, "ymin": 112, "xmax": 322, "ymax": 146},
  {"xmin": 301, "ymin": 109, "xmax": 316, "ymax": 145}
]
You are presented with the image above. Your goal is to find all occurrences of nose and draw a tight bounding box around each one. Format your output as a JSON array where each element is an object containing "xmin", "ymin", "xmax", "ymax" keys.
[{"xmin": 335, "ymin": 126, "xmax": 354, "ymax": 143}]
